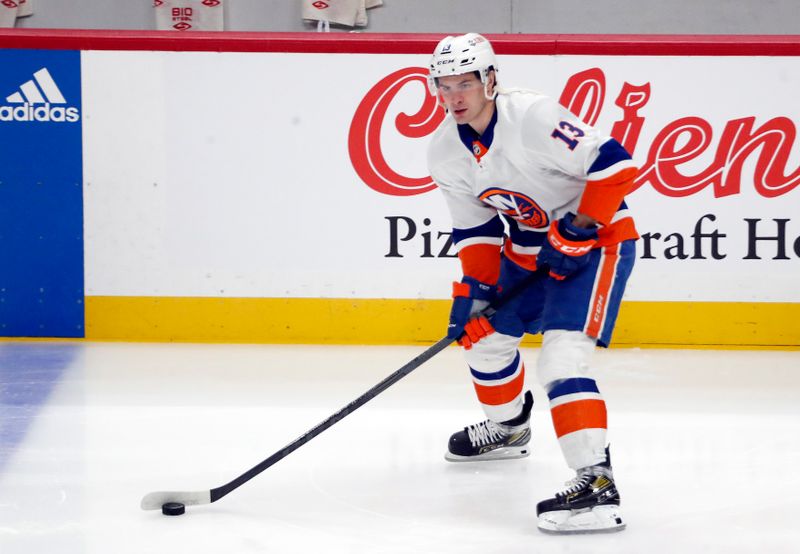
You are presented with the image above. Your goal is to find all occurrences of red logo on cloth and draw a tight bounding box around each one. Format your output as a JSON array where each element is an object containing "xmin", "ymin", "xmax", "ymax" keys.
[
  {"xmin": 202, "ymin": 0, "xmax": 221, "ymax": 6},
  {"xmin": 173, "ymin": 21, "xmax": 192, "ymax": 30},
  {"xmin": 153, "ymin": 0, "xmax": 163, "ymax": 6},
  {"xmin": 1, "ymin": 0, "xmax": 19, "ymax": 8},
  {"xmin": 312, "ymin": 1, "xmax": 329, "ymax": 9},
  {"xmin": 348, "ymin": 67, "xmax": 445, "ymax": 197}
]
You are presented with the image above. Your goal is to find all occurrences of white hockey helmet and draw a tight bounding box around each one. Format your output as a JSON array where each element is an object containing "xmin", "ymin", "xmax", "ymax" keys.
[{"xmin": 428, "ymin": 33, "xmax": 498, "ymax": 97}]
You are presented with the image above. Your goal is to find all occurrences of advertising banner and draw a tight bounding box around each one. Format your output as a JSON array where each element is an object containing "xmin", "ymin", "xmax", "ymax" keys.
[
  {"xmin": 0, "ymin": 49, "xmax": 84, "ymax": 337},
  {"xmin": 82, "ymin": 51, "xmax": 800, "ymax": 303},
  {"xmin": 1, "ymin": 32, "xmax": 797, "ymax": 344}
]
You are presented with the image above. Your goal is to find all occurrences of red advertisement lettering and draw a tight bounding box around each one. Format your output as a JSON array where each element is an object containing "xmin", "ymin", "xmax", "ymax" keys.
[
  {"xmin": 350, "ymin": 66, "xmax": 799, "ymax": 199},
  {"xmin": 348, "ymin": 67, "xmax": 444, "ymax": 196},
  {"xmin": 559, "ymin": 68, "xmax": 605, "ymax": 127},
  {"xmin": 716, "ymin": 117, "xmax": 800, "ymax": 198},
  {"xmin": 610, "ymin": 82, "xmax": 650, "ymax": 156}
]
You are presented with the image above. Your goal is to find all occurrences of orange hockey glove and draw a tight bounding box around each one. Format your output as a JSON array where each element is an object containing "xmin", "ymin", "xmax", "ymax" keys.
[{"xmin": 448, "ymin": 276, "xmax": 497, "ymax": 349}]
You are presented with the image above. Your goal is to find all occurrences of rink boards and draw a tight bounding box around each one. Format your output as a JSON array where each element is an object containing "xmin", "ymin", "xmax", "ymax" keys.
[{"xmin": 1, "ymin": 32, "xmax": 799, "ymax": 346}]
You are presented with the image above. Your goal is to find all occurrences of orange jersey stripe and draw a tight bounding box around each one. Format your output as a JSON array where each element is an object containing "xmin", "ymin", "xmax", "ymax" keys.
[
  {"xmin": 585, "ymin": 244, "xmax": 620, "ymax": 339},
  {"xmin": 597, "ymin": 217, "xmax": 639, "ymax": 247},
  {"xmin": 459, "ymin": 243, "xmax": 502, "ymax": 285},
  {"xmin": 578, "ymin": 167, "xmax": 638, "ymax": 225},
  {"xmin": 502, "ymin": 237, "xmax": 539, "ymax": 271},
  {"xmin": 473, "ymin": 366, "xmax": 525, "ymax": 406},
  {"xmin": 550, "ymin": 399, "xmax": 608, "ymax": 438}
]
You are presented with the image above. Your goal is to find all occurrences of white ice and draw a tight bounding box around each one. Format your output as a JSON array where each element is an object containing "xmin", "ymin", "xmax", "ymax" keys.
[{"xmin": 1, "ymin": 342, "xmax": 799, "ymax": 554}]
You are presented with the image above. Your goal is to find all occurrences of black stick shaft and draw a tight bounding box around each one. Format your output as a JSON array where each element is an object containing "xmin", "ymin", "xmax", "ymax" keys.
[
  {"xmin": 210, "ymin": 335, "xmax": 454, "ymax": 502},
  {"xmin": 208, "ymin": 273, "xmax": 537, "ymax": 503}
]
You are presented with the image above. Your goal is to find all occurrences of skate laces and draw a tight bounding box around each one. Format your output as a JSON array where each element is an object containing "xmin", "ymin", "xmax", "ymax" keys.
[
  {"xmin": 466, "ymin": 420, "xmax": 507, "ymax": 447},
  {"xmin": 556, "ymin": 465, "xmax": 612, "ymax": 498},
  {"xmin": 556, "ymin": 473, "xmax": 593, "ymax": 498}
]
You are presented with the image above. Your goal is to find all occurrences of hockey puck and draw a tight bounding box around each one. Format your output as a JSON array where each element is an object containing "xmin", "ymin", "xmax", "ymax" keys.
[{"xmin": 162, "ymin": 502, "xmax": 185, "ymax": 516}]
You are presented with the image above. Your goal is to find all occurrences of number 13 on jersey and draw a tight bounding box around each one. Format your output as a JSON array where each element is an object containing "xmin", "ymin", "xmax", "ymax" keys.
[{"xmin": 551, "ymin": 120, "xmax": 585, "ymax": 150}]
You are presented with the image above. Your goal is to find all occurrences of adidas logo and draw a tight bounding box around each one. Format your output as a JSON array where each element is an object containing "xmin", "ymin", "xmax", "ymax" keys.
[{"xmin": 0, "ymin": 67, "xmax": 80, "ymax": 123}]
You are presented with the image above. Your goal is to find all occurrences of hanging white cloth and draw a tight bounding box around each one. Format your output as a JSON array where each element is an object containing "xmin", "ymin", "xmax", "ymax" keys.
[
  {"xmin": 301, "ymin": 0, "xmax": 383, "ymax": 29},
  {"xmin": 154, "ymin": 0, "xmax": 225, "ymax": 31},
  {"xmin": 17, "ymin": 0, "xmax": 33, "ymax": 17},
  {"xmin": 0, "ymin": 0, "xmax": 21, "ymax": 28}
]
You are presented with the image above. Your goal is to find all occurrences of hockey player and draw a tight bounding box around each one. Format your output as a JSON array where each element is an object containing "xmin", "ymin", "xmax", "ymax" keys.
[{"xmin": 426, "ymin": 33, "xmax": 637, "ymax": 534}]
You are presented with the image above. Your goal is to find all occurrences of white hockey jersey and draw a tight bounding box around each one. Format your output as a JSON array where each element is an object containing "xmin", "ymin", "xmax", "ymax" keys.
[{"xmin": 427, "ymin": 88, "xmax": 638, "ymax": 284}]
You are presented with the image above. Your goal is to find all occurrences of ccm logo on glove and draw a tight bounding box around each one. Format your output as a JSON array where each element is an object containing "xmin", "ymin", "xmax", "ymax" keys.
[
  {"xmin": 546, "ymin": 230, "xmax": 595, "ymax": 256},
  {"xmin": 538, "ymin": 212, "xmax": 598, "ymax": 280}
]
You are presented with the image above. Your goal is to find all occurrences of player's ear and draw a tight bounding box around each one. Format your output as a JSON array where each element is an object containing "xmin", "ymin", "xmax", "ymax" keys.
[{"xmin": 487, "ymin": 70, "xmax": 497, "ymax": 95}]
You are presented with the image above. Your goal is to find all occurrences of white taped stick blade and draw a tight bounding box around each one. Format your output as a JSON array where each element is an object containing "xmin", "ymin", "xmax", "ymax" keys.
[
  {"xmin": 141, "ymin": 490, "xmax": 212, "ymax": 510},
  {"xmin": 538, "ymin": 505, "xmax": 626, "ymax": 534}
]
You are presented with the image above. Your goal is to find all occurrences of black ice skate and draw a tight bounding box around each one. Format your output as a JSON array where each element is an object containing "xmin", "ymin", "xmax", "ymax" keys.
[
  {"xmin": 445, "ymin": 390, "xmax": 533, "ymax": 462},
  {"xmin": 536, "ymin": 447, "xmax": 625, "ymax": 534}
]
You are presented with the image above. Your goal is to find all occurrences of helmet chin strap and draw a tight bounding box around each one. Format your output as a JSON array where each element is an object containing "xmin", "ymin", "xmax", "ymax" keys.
[
  {"xmin": 484, "ymin": 82, "xmax": 497, "ymax": 101},
  {"xmin": 482, "ymin": 69, "xmax": 498, "ymax": 101}
]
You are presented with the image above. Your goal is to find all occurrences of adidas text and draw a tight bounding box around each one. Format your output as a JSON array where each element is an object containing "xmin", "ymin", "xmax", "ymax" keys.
[{"xmin": 0, "ymin": 103, "xmax": 80, "ymax": 123}]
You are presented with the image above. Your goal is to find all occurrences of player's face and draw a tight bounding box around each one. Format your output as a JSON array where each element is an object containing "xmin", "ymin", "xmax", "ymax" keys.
[{"xmin": 436, "ymin": 73, "xmax": 493, "ymax": 127}]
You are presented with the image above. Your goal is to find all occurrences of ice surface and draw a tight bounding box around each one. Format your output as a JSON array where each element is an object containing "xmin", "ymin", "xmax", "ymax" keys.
[{"xmin": 1, "ymin": 342, "xmax": 799, "ymax": 553}]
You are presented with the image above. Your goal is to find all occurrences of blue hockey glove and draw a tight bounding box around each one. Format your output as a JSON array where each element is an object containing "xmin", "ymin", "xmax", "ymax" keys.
[
  {"xmin": 537, "ymin": 212, "xmax": 598, "ymax": 280},
  {"xmin": 448, "ymin": 276, "xmax": 497, "ymax": 348}
]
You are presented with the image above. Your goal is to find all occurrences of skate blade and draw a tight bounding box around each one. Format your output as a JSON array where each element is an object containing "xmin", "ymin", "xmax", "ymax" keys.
[
  {"xmin": 537, "ymin": 505, "xmax": 625, "ymax": 535},
  {"xmin": 444, "ymin": 446, "xmax": 530, "ymax": 463}
]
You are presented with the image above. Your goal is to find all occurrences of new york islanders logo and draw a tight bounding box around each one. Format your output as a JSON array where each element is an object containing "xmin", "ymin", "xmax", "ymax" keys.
[{"xmin": 479, "ymin": 188, "xmax": 549, "ymax": 228}]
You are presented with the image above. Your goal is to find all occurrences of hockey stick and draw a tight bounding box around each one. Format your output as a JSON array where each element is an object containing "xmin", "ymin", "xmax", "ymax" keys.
[{"xmin": 141, "ymin": 277, "xmax": 534, "ymax": 511}]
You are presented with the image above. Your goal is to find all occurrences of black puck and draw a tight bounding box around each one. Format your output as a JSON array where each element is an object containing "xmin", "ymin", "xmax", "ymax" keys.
[{"xmin": 162, "ymin": 502, "xmax": 185, "ymax": 516}]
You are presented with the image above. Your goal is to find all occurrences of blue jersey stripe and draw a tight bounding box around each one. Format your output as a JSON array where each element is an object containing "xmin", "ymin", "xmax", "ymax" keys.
[
  {"xmin": 452, "ymin": 214, "xmax": 504, "ymax": 245},
  {"xmin": 506, "ymin": 217, "xmax": 546, "ymax": 247},
  {"xmin": 587, "ymin": 139, "xmax": 631, "ymax": 174},
  {"xmin": 470, "ymin": 350, "xmax": 520, "ymax": 382},
  {"xmin": 547, "ymin": 377, "xmax": 600, "ymax": 399},
  {"xmin": 457, "ymin": 107, "xmax": 498, "ymax": 153}
]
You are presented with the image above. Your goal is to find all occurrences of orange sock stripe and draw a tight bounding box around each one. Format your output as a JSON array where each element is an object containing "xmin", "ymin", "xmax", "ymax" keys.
[
  {"xmin": 473, "ymin": 365, "xmax": 525, "ymax": 406},
  {"xmin": 550, "ymin": 399, "xmax": 607, "ymax": 438}
]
